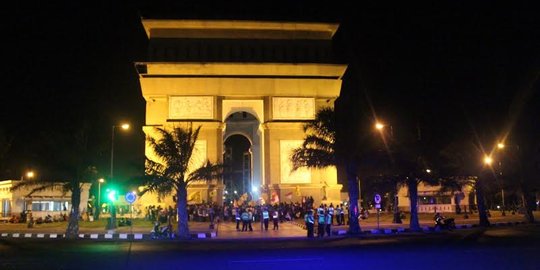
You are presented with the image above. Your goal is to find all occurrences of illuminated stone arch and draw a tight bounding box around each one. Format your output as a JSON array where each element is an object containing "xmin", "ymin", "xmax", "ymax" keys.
[{"xmin": 137, "ymin": 19, "xmax": 347, "ymax": 205}]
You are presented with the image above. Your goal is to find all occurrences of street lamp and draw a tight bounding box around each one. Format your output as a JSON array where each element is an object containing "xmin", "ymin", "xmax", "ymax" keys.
[
  {"xmin": 495, "ymin": 142, "xmax": 513, "ymax": 216},
  {"xmin": 20, "ymin": 170, "xmax": 35, "ymax": 212},
  {"xmin": 111, "ymin": 123, "xmax": 130, "ymax": 180},
  {"xmin": 375, "ymin": 122, "xmax": 394, "ymax": 137},
  {"xmin": 107, "ymin": 122, "xmax": 130, "ymax": 231},
  {"xmin": 374, "ymin": 121, "xmax": 401, "ymax": 224},
  {"xmin": 21, "ymin": 171, "xmax": 35, "ymax": 181},
  {"xmin": 483, "ymin": 156, "xmax": 493, "ymax": 165},
  {"xmin": 95, "ymin": 178, "xmax": 105, "ymax": 220}
]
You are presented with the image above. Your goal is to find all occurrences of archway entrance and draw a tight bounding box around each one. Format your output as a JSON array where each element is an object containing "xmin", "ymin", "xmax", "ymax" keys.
[
  {"xmin": 223, "ymin": 111, "xmax": 261, "ymax": 203},
  {"xmin": 223, "ymin": 134, "xmax": 251, "ymax": 199}
]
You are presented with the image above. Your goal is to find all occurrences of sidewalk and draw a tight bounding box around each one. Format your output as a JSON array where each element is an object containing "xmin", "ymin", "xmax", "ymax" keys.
[{"xmin": 1, "ymin": 211, "xmax": 537, "ymax": 240}]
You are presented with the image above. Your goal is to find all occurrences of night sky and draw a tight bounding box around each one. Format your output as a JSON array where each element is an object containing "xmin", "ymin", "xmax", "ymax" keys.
[{"xmin": 1, "ymin": 1, "xmax": 538, "ymax": 182}]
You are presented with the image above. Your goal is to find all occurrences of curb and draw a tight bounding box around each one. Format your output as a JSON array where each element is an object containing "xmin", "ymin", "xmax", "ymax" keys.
[
  {"xmin": 0, "ymin": 231, "xmax": 217, "ymax": 240},
  {"xmin": 0, "ymin": 221, "xmax": 532, "ymax": 240}
]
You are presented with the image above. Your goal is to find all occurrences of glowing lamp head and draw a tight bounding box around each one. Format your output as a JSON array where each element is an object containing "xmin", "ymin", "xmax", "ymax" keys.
[
  {"xmin": 375, "ymin": 123, "xmax": 384, "ymax": 130},
  {"xmin": 107, "ymin": 189, "xmax": 117, "ymax": 202},
  {"xmin": 120, "ymin": 123, "xmax": 130, "ymax": 130},
  {"xmin": 497, "ymin": 143, "xmax": 505, "ymax": 149},
  {"xmin": 484, "ymin": 156, "xmax": 493, "ymax": 165}
]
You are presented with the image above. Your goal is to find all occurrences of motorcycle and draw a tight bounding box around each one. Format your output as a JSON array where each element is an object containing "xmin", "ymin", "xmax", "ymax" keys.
[
  {"xmin": 150, "ymin": 221, "xmax": 173, "ymax": 239},
  {"xmin": 434, "ymin": 213, "xmax": 455, "ymax": 231},
  {"xmin": 44, "ymin": 214, "xmax": 53, "ymax": 223}
]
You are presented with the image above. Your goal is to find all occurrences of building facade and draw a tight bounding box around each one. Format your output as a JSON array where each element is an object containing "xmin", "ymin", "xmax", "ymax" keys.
[
  {"xmin": 397, "ymin": 182, "xmax": 475, "ymax": 213},
  {"xmin": 136, "ymin": 19, "xmax": 347, "ymax": 206},
  {"xmin": 0, "ymin": 180, "xmax": 91, "ymax": 220}
]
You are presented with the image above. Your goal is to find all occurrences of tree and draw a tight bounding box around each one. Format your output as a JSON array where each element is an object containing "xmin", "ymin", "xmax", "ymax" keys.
[
  {"xmin": 143, "ymin": 124, "xmax": 222, "ymax": 239},
  {"xmin": 291, "ymin": 107, "xmax": 362, "ymax": 234},
  {"xmin": 11, "ymin": 126, "xmax": 99, "ymax": 238},
  {"xmin": 440, "ymin": 139, "xmax": 492, "ymax": 227}
]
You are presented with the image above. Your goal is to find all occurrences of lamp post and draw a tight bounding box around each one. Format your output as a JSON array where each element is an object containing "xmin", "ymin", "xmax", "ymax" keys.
[
  {"xmin": 107, "ymin": 123, "xmax": 130, "ymax": 231},
  {"xmin": 20, "ymin": 171, "xmax": 35, "ymax": 181},
  {"xmin": 20, "ymin": 171, "xmax": 34, "ymax": 212},
  {"xmin": 374, "ymin": 122, "xmax": 401, "ymax": 224},
  {"xmin": 96, "ymin": 178, "xmax": 105, "ymax": 220},
  {"xmin": 495, "ymin": 142, "xmax": 520, "ymax": 216},
  {"xmin": 494, "ymin": 145, "xmax": 506, "ymax": 216}
]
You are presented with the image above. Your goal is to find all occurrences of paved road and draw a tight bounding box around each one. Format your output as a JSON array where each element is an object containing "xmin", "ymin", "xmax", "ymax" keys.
[{"xmin": 1, "ymin": 224, "xmax": 538, "ymax": 270}]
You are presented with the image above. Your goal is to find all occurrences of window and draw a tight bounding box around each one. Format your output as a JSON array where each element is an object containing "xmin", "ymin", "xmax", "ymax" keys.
[
  {"xmin": 418, "ymin": 196, "xmax": 451, "ymax": 205},
  {"xmin": 31, "ymin": 201, "xmax": 70, "ymax": 211}
]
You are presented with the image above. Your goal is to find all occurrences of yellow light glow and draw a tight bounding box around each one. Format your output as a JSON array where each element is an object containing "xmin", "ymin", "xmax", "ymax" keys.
[
  {"xmin": 121, "ymin": 123, "xmax": 130, "ymax": 130},
  {"xmin": 375, "ymin": 123, "xmax": 384, "ymax": 130},
  {"xmin": 99, "ymin": 178, "xmax": 105, "ymax": 183},
  {"xmin": 426, "ymin": 169, "xmax": 431, "ymax": 173},
  {"xmin": 26, "ymin": 171, "xmax": 34, "ymax": 178},
  {"xmin": 497, "ymin": 143, "xmax": 505, "ymax": 149},
  {"xmin": 484, "ymin": 156, "xmax": 493, "ymax": 165}
]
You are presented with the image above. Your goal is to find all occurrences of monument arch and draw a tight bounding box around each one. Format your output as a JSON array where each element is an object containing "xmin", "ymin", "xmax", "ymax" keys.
[{"xmin": 137, "ymin": 19, "xmax": 347, "ymax": 206}]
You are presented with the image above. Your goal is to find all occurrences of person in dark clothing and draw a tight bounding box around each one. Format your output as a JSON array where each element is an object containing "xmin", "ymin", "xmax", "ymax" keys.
[
  {"xmin": 272, "ymin": 209, "xmax": 279, "ymax": 230},
  {"xmin": 304, "ymin": 209, "xmax": 315, "ymax": 238}
]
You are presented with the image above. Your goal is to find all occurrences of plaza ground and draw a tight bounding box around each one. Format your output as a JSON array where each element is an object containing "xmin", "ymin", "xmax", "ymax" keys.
[{"xmin": 0, "ymin": 210, "xmax": 537, "ymax": 238}]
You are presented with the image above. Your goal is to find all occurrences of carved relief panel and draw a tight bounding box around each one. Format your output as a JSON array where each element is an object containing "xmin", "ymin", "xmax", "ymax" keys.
[
  {"xmin": 169, "ymin": 96, "xmax": 214, "ymax": 119},
  {"xmin": 272, "ymin": 97, "xmax": 315, "ymax": 120}
]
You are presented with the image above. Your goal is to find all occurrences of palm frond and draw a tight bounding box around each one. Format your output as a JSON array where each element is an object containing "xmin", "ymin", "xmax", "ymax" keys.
[
  {"xmin": 291, "ymin": 107, "xmax": 337, "ymax": 171},
  {"xmin": 186, "ymin": 160, "xmax": 223, "ymax": 185},
  {"xmin": 10, "ymin": 181, "xmax": 64, "ymax": 197},
  {"xmin": 291, "ymin": 147, "xmax": 335, "ymax": 171},
  {"xmin": 302, "ymin": 135, "xmax": 335, "ymax": 153}
]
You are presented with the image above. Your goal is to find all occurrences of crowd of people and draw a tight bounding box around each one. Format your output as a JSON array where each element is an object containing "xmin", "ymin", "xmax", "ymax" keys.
[
  {"xmin": 143, "ymin": 198, "xmax": 365, "ymax": 238},
  {"xmin": 304, "ymin": 203, "xmax": 348, "ymax": 237}
]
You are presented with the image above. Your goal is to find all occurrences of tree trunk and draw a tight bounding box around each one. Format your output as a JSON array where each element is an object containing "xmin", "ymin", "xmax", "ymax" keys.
[
  {"xmin": 177, "ymin": 183, "xmax": 190, "ymax": 239},
  {"xmin": 346, "ymin": 161, "xmax": 361, "ymax": 234},
  {"xmin": 408, "ymin": 179, "xmax": 420, "ymax": 231},
  {"xmin": 476, "ymin": 180, "xmax": 490, "ymax": 227},
  {"xmin": 65, "ymin": 186, "xmax": 81, "ymax": 239},
  {"xmin": 521, "ymin": 191, "xmax": 536, "ymax": 223},
  {"xmin": 392, "ymin": 183, "xmax": 402, "ymax": 224}
]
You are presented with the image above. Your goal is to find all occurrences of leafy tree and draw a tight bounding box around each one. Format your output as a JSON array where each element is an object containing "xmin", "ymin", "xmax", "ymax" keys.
[
  {"xmin": 291, "ymin": 107, "xmax": 362, "ymax": 234},
  {"xmin": 11, "ymin": 125, "xmax": 99, "ymax": 238},
  {"xmin": 143, "ymin": 124, "xmax": 222, "ymax": 239},
  {"xmin": 439, "ymin": 139, "xmax": 492, "ymax": 227}
]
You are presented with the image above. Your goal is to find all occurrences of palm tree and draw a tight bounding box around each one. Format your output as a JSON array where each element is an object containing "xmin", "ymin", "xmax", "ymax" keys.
[
  {"xmin": 11, "ymin": 126, "xmax": 98, "ymax": 238},
  {"xmin": 291, "ymin": 107, "xmax": 362, "ymax": 234},
  {"xmin": 143, "ymin": 124, "xmax": 222, "ymax": 239}
]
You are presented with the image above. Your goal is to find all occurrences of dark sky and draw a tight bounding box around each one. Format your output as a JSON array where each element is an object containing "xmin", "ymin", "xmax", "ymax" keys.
[{"xmin": 1, "ymin": 1, "xmax": 539, "ymax": 181}]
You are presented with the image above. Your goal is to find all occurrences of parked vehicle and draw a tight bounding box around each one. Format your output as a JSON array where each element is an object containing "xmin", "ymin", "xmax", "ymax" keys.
[{"xmin": 434, "ymin": 213, "xmax": 455, "ymax": 230}]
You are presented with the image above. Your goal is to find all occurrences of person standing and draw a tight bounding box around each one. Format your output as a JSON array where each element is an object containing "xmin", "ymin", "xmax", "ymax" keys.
[
  {"xmin": 241, "ymin": 209, "xmax": 249, "ymax": 232},
  {"xmin": 272, "ymin": 208, "xmax": 279, "ymax": 230},
  {"xmin": 325, "ymin": 210, "xmax": 332, "ymax": 236},
  {"xmin": 304, "ymin": 209, "xmax": 315, "ymax": 238},
  {"xmin": 247, "ymin": 208, "xmax": 254, "ymax": 231},
  {"xmin": 317, "ymin": 207, "xmax": 326, "ymax": 237},
  {"xmin": 262, "ymin": 207, "xmax": 270, "ymax": 231},
  {"xmin": 328, "ymin": 203, "xmax": 335, "ymax": 225},
  {"xmin": 343, "ymin": 204, "xmax": 348, "ymax": 225},
  {"xmin": 234, "ymin": 207, "xmax": 241, "ymax": 231},
  {"xmin": 336, "ymin": 204, "xmax": 342, "ymax": 225}
]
